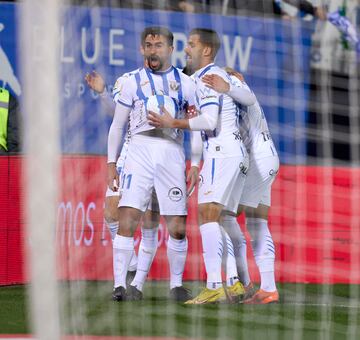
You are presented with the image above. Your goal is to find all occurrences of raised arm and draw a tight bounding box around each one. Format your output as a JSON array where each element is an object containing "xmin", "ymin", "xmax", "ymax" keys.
[
  {"xmin": 85, "ymin": 70, "xmax": 115, "ymax": 115},
  {"xmin": 201, "ymin": 73, "xmax": 256, "ymax": 106}
]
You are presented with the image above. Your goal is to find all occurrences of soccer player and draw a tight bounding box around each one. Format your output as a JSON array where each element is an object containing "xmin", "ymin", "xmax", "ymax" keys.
[
  {"xmin": 201, "ymin": 71, "xmax": 280, "ymax": 304},
  {"xmin": 148, "ymin": 28, "xmax": 256, "ymax": 304},
  {"xmin": 85, "ymin": 70, "xmax": 160, "ymax": 288},
  {"xmin": 108, "ymin": 26, "xmax": 200, "ymax": 302}
]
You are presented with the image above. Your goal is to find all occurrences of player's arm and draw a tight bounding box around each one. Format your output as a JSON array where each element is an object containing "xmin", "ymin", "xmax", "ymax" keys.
[
  {"xmin": 201, "ymin": 73, "xmax": 256, "ymax": 106},
  {"xmin": 107, "ymin": 102, "xmax": 131, "ymax": 191},
  {"xmin": 187, "ymin": 130, "xmax": 202, "ymax": 196},
  {"xmin": 148, "ymin": 103, "xmax": 219, "ymax": 131},
  {"xmin": 85, "ymin": 70, "xmax": 115, "ymax": 115},
  {"xmin": 148, "ymin": 76, "xmax": 219, "ymax": 131}
]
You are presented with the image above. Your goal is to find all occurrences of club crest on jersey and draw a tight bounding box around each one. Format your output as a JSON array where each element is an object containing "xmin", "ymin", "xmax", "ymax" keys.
[
  {"xmin": 169, "ymin": 81, "xmax": 180, "ymax": 91},
  {"xmin": 168, "ymin": 187, "xmax": 183, "ymax": 202}
]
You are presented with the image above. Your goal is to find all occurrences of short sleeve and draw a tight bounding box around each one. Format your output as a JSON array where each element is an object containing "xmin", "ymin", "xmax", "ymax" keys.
[{"xmin": 116, "ymin": 76, "xmax": 134, "ymax": 108}]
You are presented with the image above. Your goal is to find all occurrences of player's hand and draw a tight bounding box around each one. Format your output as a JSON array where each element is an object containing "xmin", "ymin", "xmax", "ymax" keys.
[
  {"xmin": 186, "ymin": 166, "xmax": 199, "ymax": 197},
  {"xmin": 107, "ymin": 163, "xmax": 119, "ymax": 192},
  {"xmin": 224, "ymin": 67, "xmax": 245, "ymax": 82},
  {"xmin": 201, "ymin": 74, "xmax": 230, "ymax": 93},
  {"xmin": 84, "ymin": 70, "xmax": 106, "ymax": 94},
  {"xmin": 147, "ymin": 106, "xmax": 174, "ymax": 128},
  {"xmin": 315, "ymin": 6, "xmax": 327, "ymax": 21}
]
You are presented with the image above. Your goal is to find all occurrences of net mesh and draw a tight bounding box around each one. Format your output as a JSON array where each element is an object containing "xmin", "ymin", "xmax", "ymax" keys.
[{"xmin": 1, "ymin": 0, "xmax": 360, "ymax": 339}]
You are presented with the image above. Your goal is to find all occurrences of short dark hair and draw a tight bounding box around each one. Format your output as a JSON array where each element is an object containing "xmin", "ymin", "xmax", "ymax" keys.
[
  {"xmin": 141, "ymin": 26, "xmax": 174, "ymax": 46},
  {"xmin": 189, "ymin": 28, "xmax": 221, "ymax": 58}
]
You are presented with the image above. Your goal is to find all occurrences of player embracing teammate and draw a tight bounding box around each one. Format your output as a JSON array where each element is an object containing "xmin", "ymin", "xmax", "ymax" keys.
[{"xmin": 107, "ymin": 26, "xmax": 279, "ymax": 304}]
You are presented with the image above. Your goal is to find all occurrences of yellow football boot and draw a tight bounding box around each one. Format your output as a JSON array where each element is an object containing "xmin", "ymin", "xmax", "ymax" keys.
[{"xmin": 184, "ymin": 287, "xmax": 226, "ymax": 304}]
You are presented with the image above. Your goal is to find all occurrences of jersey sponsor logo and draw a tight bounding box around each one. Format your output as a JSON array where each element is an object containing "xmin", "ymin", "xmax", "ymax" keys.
[
  {"xmin": 239, "ymin": 162, "xmax": 248, "ymax": 175},
  {"xmin": 261, "ymin": 131, "xmax": 271, "ymax": 142},
  {"xmin": 233, "ymin": 131, "xmax": 242, "ymax": 141},
  {"xmin": 168, "ymin": 187, "xmax": 183, "ymax": 201},
  {"xmin": 201, "ymin": 95, "xmax": 217, "ymax": 101},
  {"xmin": 169, "ymin": 81, "xmax": 180, "ymax": 91},
  {"xmin": 203, "ymin": 190, "xmax": 213, "ymax": 195}
]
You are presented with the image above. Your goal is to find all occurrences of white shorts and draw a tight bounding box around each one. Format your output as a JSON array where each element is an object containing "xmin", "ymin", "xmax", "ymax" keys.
[
  {"xmin": 239, "ymin": 155, "xmax": 279, "ymax": 208},
  {"xmin": 119, "ymin": 134, "xmax": 187, "ymax": 215},
  {"xmin": 198, "ymin": 155, "xmax": 248, "ymax": 214}
]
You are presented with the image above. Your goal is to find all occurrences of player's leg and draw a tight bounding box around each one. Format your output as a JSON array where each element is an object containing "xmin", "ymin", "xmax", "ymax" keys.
[
  {"xmin": 112, "ymin": 141, "xmax": 154, "ymax": 301},
  {"xmin": 104, "ymin": 191, "xmax": 138, "ymax": 283},
  {"xmin": 222, "ymin": 207, "xmax": 251, "ymax": 288},
  {"xmin": 244, "ymin": 203, "xmax": 279, "ymax": 304},
  {"xmin": 241, "ymin": 155, "xmax": 279, "ymax": 304},
  {"xmin": 184, "ymin": 201, "xmax": 228, "ymax": 304},
  {"xmin": 220, "ymin": 162, "xmax": 248, "ymax": 302},
  {"xmin": 165, "ymin": 214, "xmax": 192, "ymax": 301},
  {"xmin": 112, "ymin": 206, "xmax": 143, "ymax": 301},
  {"xmin": 187, "ymin": 156, "xmax": 246, "ymax": 304},
  {"xmin": 128, "ymin": 192, "xmax": 160, "ymax": 299},
  {"xmin": 153, "ymin": 142, "xmax": 190, "ymax": 301},
  {"xmin": 104, "ymin": 193, "xmax": 120, "ymax": 240}
]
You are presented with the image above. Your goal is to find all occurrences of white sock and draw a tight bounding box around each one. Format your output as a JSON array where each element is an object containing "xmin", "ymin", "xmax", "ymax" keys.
[
  {"xmin": 106, "ymin": 221, "xmax": 118, "ymax": 241},
  {"xmin": 130, "ymin": 227, "xmax": 158, "ymax": 291},
  {"xmin": 128, "ymin": 252, "xmax": 138, "ymax": 272},
  {"xmin": 200, "ymin": 222, "xmax": 223, "ymax": 290},
  {"xmin": 167, "ymin": 236, "xmax": 188, "ymax": 289},
  {"xmin": 222, "ymin": 215, "xmax": 251, "ymax": 286},
  {"xmin": 113, "ymin": 235, "xmax": 134, "ymax": 289},
  {"xmin": 220, "ymin": 226, "xmax": 239, "ymax": 287},
  {"xmin": 247, "ymin": 217, "xmax": 276, "ymax": 292}
]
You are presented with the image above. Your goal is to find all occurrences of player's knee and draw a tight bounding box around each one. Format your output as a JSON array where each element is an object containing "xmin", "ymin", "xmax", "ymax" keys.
[
  {"xmin": 118, "ymin": 207, "xmax": 142, "ymax": 236},
  {"xmin": 104, "ymin": 209, "xmax": 118, "ymax": 224},
  {"xmin": 143, "ymin": 209, "xmax": 160, "ymax": 229},
  {"xmin": 245, "ymin": 204, "xmax": 269, "ymax": 220},
  {"xmin": 198, "ymin": 203, "xmax": 222, "ymax": 225},
  {"xmin": 104, "ymin": 197, "xmax": 120, "ymax": 222},
  {"xmin": 166, "ymin": 215, "xmax": 186, "ymax": 239}
]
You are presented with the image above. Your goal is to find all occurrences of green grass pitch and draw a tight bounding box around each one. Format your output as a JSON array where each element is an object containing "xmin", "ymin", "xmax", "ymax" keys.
[{"xmin": 1, "ymin": 282, "xmax": 359, "ymax": 339}]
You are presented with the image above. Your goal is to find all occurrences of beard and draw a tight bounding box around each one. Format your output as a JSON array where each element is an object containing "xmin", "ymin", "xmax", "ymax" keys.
[
  {"xmin": 183, "ymin": 61, "xmax": 194, "ymax": 76},
  {"xmin": 147, "ymin": 55, "xmax": 163, "ymax": 71}
]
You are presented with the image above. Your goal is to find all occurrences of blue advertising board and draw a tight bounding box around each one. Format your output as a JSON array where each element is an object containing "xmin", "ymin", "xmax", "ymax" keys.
[{"xmin": 0, "ymin": 4, "xmax": 313, "ymax": 163}]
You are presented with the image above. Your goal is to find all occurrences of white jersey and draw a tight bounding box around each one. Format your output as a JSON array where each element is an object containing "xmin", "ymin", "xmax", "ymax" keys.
[
  {"xmin": 231, "ymin": 76, "xmax": 278, "ymax": 159},
  {"xmin": 117, "ymin": 66, "xmax": 196, "ymax": 144},
  {"xmin": 193, "ymin": 63, "xmax": 246, "ymax": 158},
  {"xmin": 112, "ymin": 68, "xmax": 141, "ymax": 103}
]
